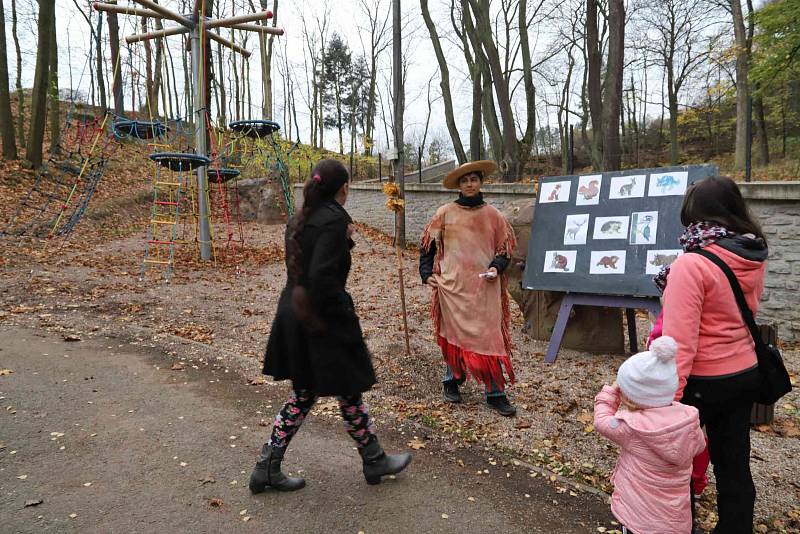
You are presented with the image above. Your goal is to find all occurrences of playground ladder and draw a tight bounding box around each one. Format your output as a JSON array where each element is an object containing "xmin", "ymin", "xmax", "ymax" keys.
[{"xmin": 140, "ymin": 170, "xmax": 186, "ymax": 280}]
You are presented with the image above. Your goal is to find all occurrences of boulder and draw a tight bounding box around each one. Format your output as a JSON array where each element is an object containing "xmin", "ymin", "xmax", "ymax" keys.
[
  {"xmin": 235, "ymin": 173, "xmax": 287, "ymax": 224},
  {"xmin": 502, "ymin": 199, "xmax": 624, "ymax": 354}
]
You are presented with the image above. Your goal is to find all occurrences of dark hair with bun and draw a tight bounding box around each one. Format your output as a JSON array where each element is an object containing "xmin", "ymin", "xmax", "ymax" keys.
[
  {"xmin": 286, "ymin": 159, "xmax": 350, "ymax": 284},
  {"xmin": 680, "ymin": 176, "xmax": 765, "ymax": 241}
]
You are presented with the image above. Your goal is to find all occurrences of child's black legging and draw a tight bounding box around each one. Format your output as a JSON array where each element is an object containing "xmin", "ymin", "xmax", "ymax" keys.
[{"xmin": 269, "ymin": 389, "xmax": 376, "ymax": 449}]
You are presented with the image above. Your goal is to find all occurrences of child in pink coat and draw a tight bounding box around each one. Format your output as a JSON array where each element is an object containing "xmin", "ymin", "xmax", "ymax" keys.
[
  {"xmin": 648, "ymin": 313, "xmax": 711, "ymax": 498},
  {"xmin": 594, "ymin": 336, "xmax": 706, "ymax": 534}
]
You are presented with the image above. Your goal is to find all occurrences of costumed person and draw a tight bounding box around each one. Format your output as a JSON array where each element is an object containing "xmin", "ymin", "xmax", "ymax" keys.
[
  {"xmin": 594, "ymin": 336, "xmax": 707, "ymax": 534},
  {"xmin": 249, "ymin": 159, "xmax": 412, "ymax": 493},
  {"xmin": 659, "ymin": 176, "xmax": 767, "ymax": 533},
  {"xmin": 419, "ymin": 160, "xmax": 517, "ymax": 416}
]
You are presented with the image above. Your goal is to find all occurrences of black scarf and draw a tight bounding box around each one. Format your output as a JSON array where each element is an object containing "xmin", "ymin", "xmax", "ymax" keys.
[{"xmin": 455, "ymin": 192, "xmax": 485, "ymax": 207}]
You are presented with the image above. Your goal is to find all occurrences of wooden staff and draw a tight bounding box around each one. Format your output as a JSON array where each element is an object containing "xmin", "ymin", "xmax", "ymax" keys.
[{"xmin": 396, "ymin": 245, "xmax": 411, "ymax": 355}]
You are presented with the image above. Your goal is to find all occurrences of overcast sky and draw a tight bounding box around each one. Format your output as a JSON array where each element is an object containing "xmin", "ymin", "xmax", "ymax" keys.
[{"xmin": 6, "ymin": 0, "xmax": 738, "ymax": 155}]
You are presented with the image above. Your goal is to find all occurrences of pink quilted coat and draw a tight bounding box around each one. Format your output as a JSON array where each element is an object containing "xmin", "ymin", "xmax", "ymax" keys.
[{"xmin": 594, "ymin": 385, "xmax": 706, "ymax": 534}]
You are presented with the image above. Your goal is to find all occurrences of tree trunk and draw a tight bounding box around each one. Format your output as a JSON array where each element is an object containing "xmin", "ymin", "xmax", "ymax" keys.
[
  {"xmin": 601, "ymin": 0, "xmax": 624, "ymax": 171},
  {"xmin": 0, "ymin": 0, "xmax": 18, "ymax": 159},
  {"xmin": 216, "ymin": 41, "xmax": 226, "ymax": 126},
  {"xmin": 263, "ymin": 0, "xmax": 278, "ymax": 119},
  {"xmin": 586, "ymin": 0, "xmax": 603, "ymax": 169},
  {"xmin": 11, "ymin": 0, "xmax": 24, "ymax": 146},
  {"xmin": 753, "ymin": 93, "xmax": 769, "ymax": 166},
  {"xmin": 470, "ymin": 69, "xmax": 482, "ymax": 161},
  {"xmin": 153, "ymin": 17, "xmax": 164, "ymax": 119},
  {"xmin": 47, "ymin": 12, "xmax": 60, "ymax": 152},
  {"xmin": 95, "ymin": 13, "xmax": 107, "ymax": 113},
  {"xmin": 420, "ymin": 0, "xmax": 467, "ymax": 163},
  {"xmin": 668, "ymin": 84, "xmax": 680, "ymax": 165},
  {"xmin": 107, "ymin": 11, "xmax": 124, "ymax": 116},
  {"xmin": 730, "ymin": 0, "xmax": 749, "ymax": 171},
  {"xmin": 25, "ymin": 0, "xmax": 54, "ymax": 168}
]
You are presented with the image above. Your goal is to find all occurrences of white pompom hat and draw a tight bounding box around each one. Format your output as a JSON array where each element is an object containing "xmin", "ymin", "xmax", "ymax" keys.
[{"xmin": 617, "ymin": 336, "xmax": 679, "ymax": 408}]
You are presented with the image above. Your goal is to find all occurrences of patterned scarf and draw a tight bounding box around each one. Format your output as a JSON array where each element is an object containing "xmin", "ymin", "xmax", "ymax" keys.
[{"xmin": 653, "ymin": 221, "xmax": 735, "ymax": 293}]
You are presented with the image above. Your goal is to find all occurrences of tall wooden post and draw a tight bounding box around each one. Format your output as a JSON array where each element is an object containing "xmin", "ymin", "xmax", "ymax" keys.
[{"xmin": 392, "ymin": 0, "xmax": 405, "ymax": 248}]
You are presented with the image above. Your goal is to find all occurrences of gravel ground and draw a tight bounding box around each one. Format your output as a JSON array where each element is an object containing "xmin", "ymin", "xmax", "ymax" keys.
[{"xmin": 1, "ymin": 220, "xmax": 798, "ymax": 532}]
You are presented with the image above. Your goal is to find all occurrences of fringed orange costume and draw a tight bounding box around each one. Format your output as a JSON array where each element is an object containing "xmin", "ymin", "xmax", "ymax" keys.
[{"xmin": 421, "ymin": 202, "xmax": 517, "ymax": 389}]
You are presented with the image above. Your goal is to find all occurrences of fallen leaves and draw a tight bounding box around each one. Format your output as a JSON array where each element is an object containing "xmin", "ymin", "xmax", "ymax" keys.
[
  {"xmin": 407, "ymin": 437, "xmax": 426, "ymax": 450},
  {"xmin": 0, "ymin": 369, "xmax": 13, "ymax": 376},
  {"xmin": 208, "ymin": 498, "xmax": 224, "ymax": 508},
  {"xmin": 247, "ymin": 376, "xmax": 267, "ymax": 386},
  {"xmin": 170, "ymin": 363, "xmax": 186, "ymax": 371},
  {"xmin": 24, "ymin": 499, "xmax": 43, "ymax": 508},
  {"xmin": 63, "ymin": 334, "xmax": 81, "ymax": 342},
  {"xmin": 172, "ymin": 323, "xmax": 215, "ymax": 344}
]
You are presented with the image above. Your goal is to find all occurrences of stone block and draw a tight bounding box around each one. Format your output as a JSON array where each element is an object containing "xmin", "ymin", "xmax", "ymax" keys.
[{"xmin": 767, "ymin": 261, "xmax": 792, "ymax": 274}]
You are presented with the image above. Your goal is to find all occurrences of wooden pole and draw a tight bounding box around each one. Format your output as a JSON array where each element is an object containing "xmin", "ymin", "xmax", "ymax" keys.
[
  {"xmin": 129, "ymin": 0, "xmax": 193, "ymax": 27},
  {"xmin": 93, "ymin": 3, "xmax": 163, "ymax": 19},
  {"xmin": 228, "ymin": 23, "xmax": 284, "ymax": 35},
  {"xmin": 204, "ymin": 11, "xmax": 272, "ymax": 30},
  {"xmin": 126, "ymin": 26, "xmax": 191, "ymax": 44},
  {"xmin": 392, "ymin": 0, "xmax": 405, "ymax": 248},
  {"xmin": 396, "ymin": 246, "xmax": 411, "ymax": 355}
]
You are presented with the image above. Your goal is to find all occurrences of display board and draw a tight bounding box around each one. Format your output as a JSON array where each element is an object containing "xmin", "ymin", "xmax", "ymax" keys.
[{"xmin": 522, "ymin": 164, "xmax": 718, "ymax": 297}]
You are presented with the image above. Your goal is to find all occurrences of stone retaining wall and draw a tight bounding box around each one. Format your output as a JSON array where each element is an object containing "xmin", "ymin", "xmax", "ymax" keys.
[{"xmin": 294, "ymin": 181, "xmax": 800, "ymax": 341}]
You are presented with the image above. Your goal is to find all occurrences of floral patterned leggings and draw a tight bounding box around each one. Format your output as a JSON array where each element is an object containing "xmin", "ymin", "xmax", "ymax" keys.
[{"xmin": 269, "ymin": 389, "xmax": 377, "ymax": 449}]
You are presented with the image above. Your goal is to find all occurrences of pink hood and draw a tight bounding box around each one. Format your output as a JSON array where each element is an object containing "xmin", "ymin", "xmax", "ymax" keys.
[{"xmin": 594, "ymin": 385, "xmax": 706, "ymax": 534}]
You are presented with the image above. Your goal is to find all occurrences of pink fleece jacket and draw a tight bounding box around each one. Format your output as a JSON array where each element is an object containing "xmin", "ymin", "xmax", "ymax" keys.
[
  {"xmin": 594, "ymin": 385, "xmax": 706, "ymax": 534},
  {"xmin": 662, "ymin": 244, "xmax": 765, "ymax": 398}
]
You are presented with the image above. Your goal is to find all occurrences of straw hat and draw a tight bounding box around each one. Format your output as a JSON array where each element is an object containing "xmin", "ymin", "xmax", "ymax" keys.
[{"xmin": 442, "ymin": 160, "xmax": 498, "ymax": 190}]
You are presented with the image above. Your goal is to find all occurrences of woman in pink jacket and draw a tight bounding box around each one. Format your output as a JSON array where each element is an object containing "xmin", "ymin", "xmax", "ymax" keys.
[
  {"xmin": 659, "ymin": 176, "xmax": 767, "ymax": 533},
  {"xmin": 595, "ymin": 336, "xmax": 706, "ymax": 534}
]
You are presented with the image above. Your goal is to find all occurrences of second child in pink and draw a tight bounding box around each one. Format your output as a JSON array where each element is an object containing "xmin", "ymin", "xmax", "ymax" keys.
[{"xmin": 594, "ymin": 337, "xmax": 706, "ymax": 534}]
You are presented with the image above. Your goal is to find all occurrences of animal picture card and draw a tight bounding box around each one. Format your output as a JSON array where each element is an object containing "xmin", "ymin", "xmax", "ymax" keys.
[
  {"xmin": 589, "ymin": 250, "xmax": 627, "ymax": 274},
  {"xmin": 539, "ymin": 180, "xmax": 571, "ymax": 204},
  {"xmin": 563, "ymin": 214, "xmax": 590, "ymax": 245},
  {"xmin": 648, "ymin": 171, "xmax": 688, "ymax": 197},
  {"xmin": 575, "ymin": 175, "xmax": 602, "ymax": 205},
  {"xmin": 646, "ymin": 249, "xmax": 684, "ymax": 275},
  {"xmin": 608, "ymin": 174, "xmax": 646, "ymax": 199},
  {"xmin": 543, "ymin": 250, "xmax": 577, "ymax": 273},
  {"xmin": 592, "ymin": 216, "xmax": 630, "ymax": 240},
  {"xmin": 630, "ymin": 211, "xmax": 659, "ymax": 245}
]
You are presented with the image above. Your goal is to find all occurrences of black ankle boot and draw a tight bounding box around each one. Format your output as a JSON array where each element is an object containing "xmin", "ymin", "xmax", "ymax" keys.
[
  {"xmin": 249, "ymin": 444, "xmax": 306, "ymax": 493},
  {"xmin": 358, "ymin": 438, "xmax": 412, "ymax": 485},
  {"xmin": 486, "ymin": 394, "xmax": 516, "ymax": 417},
  {"xmin": 443, "ymin": 382, "xmax": 462, "ymax": 403}
]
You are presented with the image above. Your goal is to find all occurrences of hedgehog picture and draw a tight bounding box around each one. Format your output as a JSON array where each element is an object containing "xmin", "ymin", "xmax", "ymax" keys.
[{"xmin": 600, "ymin": 220, "xmax": 623, "ymax": 234}]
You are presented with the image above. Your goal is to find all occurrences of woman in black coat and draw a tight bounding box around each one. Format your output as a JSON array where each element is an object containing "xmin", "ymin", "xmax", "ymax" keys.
[{"xmin": 249, "ymin": 159, "xmax": 412, "ymax": 493}]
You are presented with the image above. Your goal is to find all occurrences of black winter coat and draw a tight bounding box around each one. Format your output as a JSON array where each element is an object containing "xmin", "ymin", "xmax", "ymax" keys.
[{"xmin": 263, "ymin": 201, "xmax": 376, "ymax": 396}]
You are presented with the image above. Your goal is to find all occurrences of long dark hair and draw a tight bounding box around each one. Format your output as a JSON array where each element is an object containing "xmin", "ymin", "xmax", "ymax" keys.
[
  {"xmin": 680, "ymin": 176, "xmax": 765, "ymax": 240},
  {"xmin": 286, "ymin": 158, "xmax": 350, "ymax": 284}
]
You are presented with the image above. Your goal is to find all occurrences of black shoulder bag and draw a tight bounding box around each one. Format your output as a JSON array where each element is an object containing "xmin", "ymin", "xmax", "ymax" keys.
[{"xmin": 689, "ymin": 249, "xmax": 792, "ymax": 405}]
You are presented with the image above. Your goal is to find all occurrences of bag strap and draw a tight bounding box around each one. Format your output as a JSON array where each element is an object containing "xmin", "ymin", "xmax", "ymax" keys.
[{"xmin": 687, "ymin": 249, "xmax": 766, "ymax": 349}]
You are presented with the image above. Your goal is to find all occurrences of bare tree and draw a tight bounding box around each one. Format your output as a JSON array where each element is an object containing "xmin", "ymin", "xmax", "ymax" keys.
[
  {"xmin": 11, "ymin": 0, "xmax": 24, "ymax": 144},
  {"xmin": 25, "ymin": 0, "xmax": 55, "ymax": 168},
  {"xmin": 107, "ymin": 10, "xmax": 124, "ymax": 115},
  {"xmin": 462, "ymin": 0, "xmax": 539, "ymax": 181},
  {"xmin": 358, "ymin": 0, "xmax": 391, "ymax": 155},
  {"xmin": 420, "ymin": 0, "xmax": 467, "ymax": 163},
  {"xmin": 641, "ymin": 0, "xmax": 718, "ymax": 165},
  {"xmin": 730, "ymin": 0, "xmax": 750, "ymax": 170},
  {"xmin": 0, "ymin": 0, "xmax": 17, "ymax": 159},
  {"xmin": 48, "ymin": 8, "xmax": 60, "ymax": 149}
]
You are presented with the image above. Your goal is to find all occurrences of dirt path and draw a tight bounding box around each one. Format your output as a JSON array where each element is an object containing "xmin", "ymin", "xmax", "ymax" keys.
[{"xmin": 0, "ymin": 325, "xmax": 614, "ymax": 533}]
